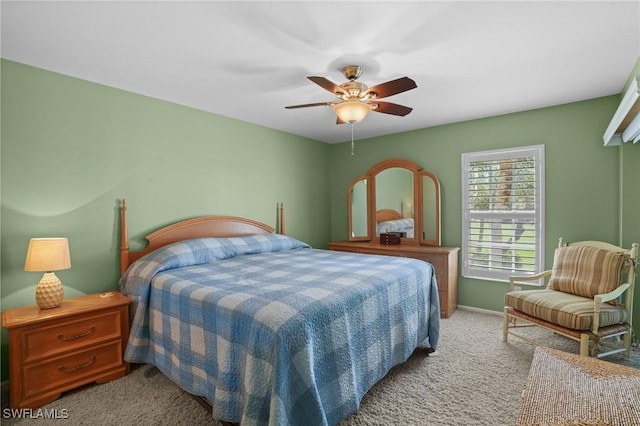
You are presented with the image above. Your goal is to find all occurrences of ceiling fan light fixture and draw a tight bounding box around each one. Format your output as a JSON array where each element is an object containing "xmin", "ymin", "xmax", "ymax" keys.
[
  {"xmin": 333, "ymin": 100, "xmax": 370, "ymax": 123},
  {"xmin": 285, "ymin": 65, "xmax": 416, "ymax": 125}
]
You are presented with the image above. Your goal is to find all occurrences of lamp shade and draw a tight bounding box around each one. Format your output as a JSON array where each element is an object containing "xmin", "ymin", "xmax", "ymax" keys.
[
  {"xmin": 333, "ymin": 100, "xmax": 371, "ymax": 123},
  {"xmin": 24, "ymin": 238, "xmax": 71, "ymax": 272}
]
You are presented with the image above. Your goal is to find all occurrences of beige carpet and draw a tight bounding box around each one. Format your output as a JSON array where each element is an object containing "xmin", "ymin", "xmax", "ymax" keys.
[{"xmin": 2, "ymin": 309, "xmax": 638, "ymax": 425}]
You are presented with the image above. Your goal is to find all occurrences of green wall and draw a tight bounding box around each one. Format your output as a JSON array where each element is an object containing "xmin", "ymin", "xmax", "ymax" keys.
[
  {"xmin": 620, "ymin": 58, "xmax": 640, "ymax": 250},
  {"xmin": 619, "ymin": 58, "xmax": 640, "ymax": 336},
  {"xmin": 0, "ymin": 60, "xmax": 331, "ymax": 380},
  {"xmin": 328, "ymin": 93, "xmax": 639, "ymax": 336}
]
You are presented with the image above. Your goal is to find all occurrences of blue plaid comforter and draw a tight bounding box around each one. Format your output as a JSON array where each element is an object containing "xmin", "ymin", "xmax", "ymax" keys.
[{"xmin": 119, "ymin": 234, "xmax": 439, "ymax": 425}]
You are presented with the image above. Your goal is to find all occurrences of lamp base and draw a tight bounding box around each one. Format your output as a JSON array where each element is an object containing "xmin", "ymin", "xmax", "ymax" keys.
[{"xmin": 35, "ymin": 272, "xmax": 64, "ymax": 309}]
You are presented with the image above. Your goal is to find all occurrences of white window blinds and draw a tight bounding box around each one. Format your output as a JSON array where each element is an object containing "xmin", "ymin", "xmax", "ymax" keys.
[{"xmin": 461, "ymin": 145, "xmax": 545, "ymax": 281}]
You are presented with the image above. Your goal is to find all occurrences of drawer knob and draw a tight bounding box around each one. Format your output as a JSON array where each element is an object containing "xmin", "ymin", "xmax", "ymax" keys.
[
  {"xmin": 57, "ymin": 325, "xmax": 95, "ymax": 341},
  {"xmin": 59, "ymin": 356, "xmax": 96, "ymax": 373}
]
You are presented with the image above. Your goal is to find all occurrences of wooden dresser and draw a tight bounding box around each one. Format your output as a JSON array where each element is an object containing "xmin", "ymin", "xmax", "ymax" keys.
[
  {"xmin": 328, "ymin": 241, "xmax": 460, "ymax": 318},
  {"xmin": 1, "ymin": 292, "xmax": 131, "ymax": 409}
]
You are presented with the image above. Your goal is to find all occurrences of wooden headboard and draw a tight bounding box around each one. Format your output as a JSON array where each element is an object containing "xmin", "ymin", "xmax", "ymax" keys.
[
  {"xmin": 119, "ymin": 200, "xmax": 283, "ymax": 274},
  {"xmin": 375, "ymin": 209, "xmax": 402, "ymax": 223}
]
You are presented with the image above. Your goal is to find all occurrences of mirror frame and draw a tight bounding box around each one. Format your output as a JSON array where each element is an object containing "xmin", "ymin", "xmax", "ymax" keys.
[
  {"xmin": 347, "ymin": 176, "xmax": 371, "ymax": 241},
  {"xmin": 347, "ymin": 158, "xmax": 441, "ymax": 246},
  {"xmin": 418, "ymin": 169, "xmax": 441, "ymax": 246},
  {"xmin": 368, "ymin": 158, "xmax": 421, "ymax": 244}
]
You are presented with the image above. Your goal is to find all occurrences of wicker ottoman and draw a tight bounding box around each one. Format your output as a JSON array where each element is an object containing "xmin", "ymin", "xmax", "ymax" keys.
[{"xmin": 516, "ymin": 347, "xmax": 640, "ymax": 426}]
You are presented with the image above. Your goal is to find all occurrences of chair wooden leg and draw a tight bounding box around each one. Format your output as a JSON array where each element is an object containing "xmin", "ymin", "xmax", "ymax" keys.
[
  {"xmin": 579, "ymin": 334, "xmax": 590, "ymax": 357},
  {"xmin": 502, "ymin": 307, "xmax": 509, "ymax": 342},
  {"xmin": 622, "ymin": 331, "xmax": 631, "ymax": 360}
]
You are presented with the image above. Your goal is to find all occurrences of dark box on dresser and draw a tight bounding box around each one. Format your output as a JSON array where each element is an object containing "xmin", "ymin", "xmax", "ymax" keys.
[{"xmin": 380, "ymin": 232, "xmax": 403, "ymax": 245}]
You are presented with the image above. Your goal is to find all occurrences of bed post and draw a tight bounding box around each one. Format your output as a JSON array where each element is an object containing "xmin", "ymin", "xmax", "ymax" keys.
[
  {"xmin": 279, "ymin": 202, "xmax": 285, "ymax": 235},
  {"xmin": 120, "ymin": 199, "xmax": 129, "ymax": 275}
]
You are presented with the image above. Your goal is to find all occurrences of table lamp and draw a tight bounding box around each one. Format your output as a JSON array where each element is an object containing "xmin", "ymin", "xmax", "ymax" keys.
[{"xmin": 24, "ymin": 238, "xmax": 71, "ymax": 309}]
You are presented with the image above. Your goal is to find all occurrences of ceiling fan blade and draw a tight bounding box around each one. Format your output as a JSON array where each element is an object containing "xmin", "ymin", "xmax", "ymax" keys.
[
  {"xmin": 372, "ymin": 101, "xmax": 413, "ymax": 116},
  {"xmin": 365, "ymin": 77, "xmax": 417, "ymax": 99},
  {"xmin": 308, "ymin": 76, "xmax": 348, "ymax": 96},
  {"xmin": 285, "ymin": 102, "xmax": 334, "ymax": 109},
  {"xmin": 336, "ymin": 116, "xmax": 346, "ymax": 125}
]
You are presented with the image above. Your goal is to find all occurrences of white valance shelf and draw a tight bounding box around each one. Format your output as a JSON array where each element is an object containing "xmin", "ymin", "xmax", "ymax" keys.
[{"xmin": 603, "ymin": 75, "xmax": 640, "ymax": 146}]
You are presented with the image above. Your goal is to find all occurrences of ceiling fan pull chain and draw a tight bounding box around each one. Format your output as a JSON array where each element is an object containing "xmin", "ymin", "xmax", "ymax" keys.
[{"xmin": 351, "ymin": 123, "xmax": 355, "ymax": 156}]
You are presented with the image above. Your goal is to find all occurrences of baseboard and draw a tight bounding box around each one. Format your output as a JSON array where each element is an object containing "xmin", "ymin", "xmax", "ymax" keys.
[{"xmin": 457, "ymin": 305, "xmax": 503, "ymax": 317}]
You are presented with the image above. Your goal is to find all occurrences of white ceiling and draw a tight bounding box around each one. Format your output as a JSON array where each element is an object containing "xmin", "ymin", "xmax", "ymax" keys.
[{"xmin": 2, "ymin": 1, "xmax": 639, "ymax": 144}]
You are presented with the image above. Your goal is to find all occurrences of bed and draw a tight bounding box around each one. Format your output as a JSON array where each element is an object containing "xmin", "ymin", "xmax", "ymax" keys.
[
  {"xmin": 375, "ymin": 209, "xmax": 415, "ymax": 238},
  {"xmin": 118, "ymin": 201, "xmax": 439, "ymax": 425}
]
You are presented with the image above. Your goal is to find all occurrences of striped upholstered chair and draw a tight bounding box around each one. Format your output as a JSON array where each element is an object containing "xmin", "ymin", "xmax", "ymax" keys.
[{"xmin": 503, "ymin": 238, "xmax": 638, "ymax": 359}]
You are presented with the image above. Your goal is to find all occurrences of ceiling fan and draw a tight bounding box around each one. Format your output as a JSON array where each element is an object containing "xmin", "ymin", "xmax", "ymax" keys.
[{"xmin": 285, "ymin": 65, "xmax": 417, "ymax": 124}]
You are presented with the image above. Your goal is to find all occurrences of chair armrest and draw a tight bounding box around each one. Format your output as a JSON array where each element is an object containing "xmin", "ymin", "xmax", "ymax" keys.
[
  {"xmin": 594, "ymin": 283, "xmax": 631, "ymax": 304},
  {"xmin": 592, "ymin": 283, "xmax": 631, "ymax": 333},
  {"xmin": 508, "ymin": 270, "xmax": 552, "ymax": 291}
]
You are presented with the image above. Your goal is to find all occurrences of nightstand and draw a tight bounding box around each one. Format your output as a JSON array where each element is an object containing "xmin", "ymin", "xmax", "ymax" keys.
[{"xmin": 1, "ymin": 292, "xmax": 131, "ymax": 409}]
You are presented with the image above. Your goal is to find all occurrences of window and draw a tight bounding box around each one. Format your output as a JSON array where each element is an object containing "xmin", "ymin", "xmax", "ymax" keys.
[{"xmin": 461, "ymin": 145, "xmax": 545, "ymax": 281}]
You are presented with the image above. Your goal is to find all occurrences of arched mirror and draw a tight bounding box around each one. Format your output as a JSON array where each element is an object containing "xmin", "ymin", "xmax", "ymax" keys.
[
  {"xmin": 420, "ymin": 170, "xmax": 441, "ymax": 246},
  {"xmin": 348, "ymin": 177, "xmax": 370, "ymax": 240},
  {"xmin": 347, "ymin": 158, "xmax": 441, "ymax": 246},
  {"xmin": 370, "ymin": 159, "xmax": 420, "ymax": 243}
]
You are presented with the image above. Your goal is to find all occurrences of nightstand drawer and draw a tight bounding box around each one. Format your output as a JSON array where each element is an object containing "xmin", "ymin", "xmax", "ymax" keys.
[
  {"xmin": 22, "ymin": 340, "xmax": 124, "ymax": 399},
  {"xmin": 23, "ymin": 310, "xmax": 124, "ymax": 362}
]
